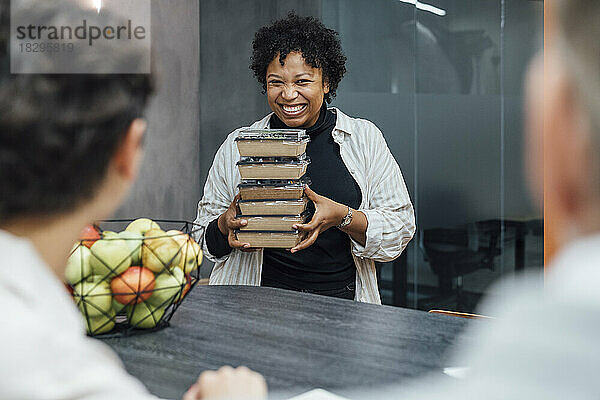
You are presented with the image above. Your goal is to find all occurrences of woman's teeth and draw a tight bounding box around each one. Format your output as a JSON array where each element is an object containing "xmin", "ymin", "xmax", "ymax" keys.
[{"xmin": 282, "ymin": 104, "xmax": 306, "ymax": 115}]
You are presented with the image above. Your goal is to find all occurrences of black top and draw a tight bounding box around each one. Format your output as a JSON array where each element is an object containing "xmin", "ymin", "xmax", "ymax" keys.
[{"xmin": 261, "ymin": 104, "xmax": 362, "ymax": 291}]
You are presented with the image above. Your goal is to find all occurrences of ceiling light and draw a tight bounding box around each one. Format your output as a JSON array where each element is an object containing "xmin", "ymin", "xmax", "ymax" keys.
[{"xmin": 398, "ymin": 0, "xmax": 447, "ymax": 16}]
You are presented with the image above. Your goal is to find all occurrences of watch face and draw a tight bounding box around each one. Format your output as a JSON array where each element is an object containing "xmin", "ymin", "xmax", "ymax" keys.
[{"xmin": 338, "ymin": 208, "xmax": 352, "ymax": 228}]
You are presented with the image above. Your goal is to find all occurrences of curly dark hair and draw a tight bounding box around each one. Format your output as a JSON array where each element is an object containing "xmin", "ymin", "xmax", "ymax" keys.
[
  {"xmin": 0, "ymin": 0, "xmax": 154, "ymax": 223},
  {"xmin": 250, "ymin": 12, "xmax": 347, "ymax": 104}
]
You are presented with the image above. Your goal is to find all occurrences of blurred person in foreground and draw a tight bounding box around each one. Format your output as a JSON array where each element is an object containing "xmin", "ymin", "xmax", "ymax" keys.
[
  {"xmin": 200, "ymin": 0, "xmax": 600, "ymax": 398},
  {"xmin": 0, "ymin": 1, "xmax": 264, "ymax": 399}
]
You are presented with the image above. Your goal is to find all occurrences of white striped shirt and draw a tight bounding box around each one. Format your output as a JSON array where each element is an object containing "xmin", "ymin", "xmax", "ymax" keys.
[{"xmin": 194, "ymin": 108, "xmax": 415, "ymax": 304}]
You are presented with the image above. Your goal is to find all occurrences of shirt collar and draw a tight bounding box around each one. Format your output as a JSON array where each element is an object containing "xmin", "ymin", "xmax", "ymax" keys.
[{"xmin": 329, "ymin": 107, "xmax": 353, "ymax": 136}]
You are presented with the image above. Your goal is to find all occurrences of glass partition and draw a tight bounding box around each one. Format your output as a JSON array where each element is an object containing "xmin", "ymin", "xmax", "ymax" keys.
[{"xmin": 322, "ymin": 0, "xmax": 543, "ymax": 311}]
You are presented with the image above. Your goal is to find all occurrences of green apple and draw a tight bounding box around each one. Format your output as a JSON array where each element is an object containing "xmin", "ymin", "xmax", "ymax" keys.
[
  {"xmin": 146, "ymin": 266, "xmax": 185, "ymax": 308},
  {"xmin": 112, "ymin": 298, "xmax": 128, "ymax": 314},
  {"xmin": 73, "ymin": 278, "xmax": 112, "ymax": 318},
  {"xmin": 127, "ymin": 302, "xmax": 166, "ymax": 329},
  {"xmin": 64, "ymin": 244, "xmax": 92, "ymax": 284},
  {"xmin": 141, "ymin": 241, "xmax": 182, "ymax": 273},
  {"xmin": 84, "ymin": 309, "xmax": 116, "ymax": 335},
  {"xmin": 117, "ymin": 231, "xmax": 143, "ymax": 265},
  {"xmin": 89, "ymin": 239, "xmax": 132, "ymax": 280},
  {"xmin": 125, "ymin": 218, "xmax": 161, "ymax": 235}
]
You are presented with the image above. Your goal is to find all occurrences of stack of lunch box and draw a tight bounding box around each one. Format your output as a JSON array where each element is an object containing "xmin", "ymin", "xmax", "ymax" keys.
[{"xmin": 235, "ymin": 128, "xmax": 310, "ymax": 248}]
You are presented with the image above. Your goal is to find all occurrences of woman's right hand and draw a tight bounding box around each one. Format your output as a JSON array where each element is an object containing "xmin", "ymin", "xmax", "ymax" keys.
[{"xmin": 217, "ymin": 194, "xmax": 253, "ymax": 251}]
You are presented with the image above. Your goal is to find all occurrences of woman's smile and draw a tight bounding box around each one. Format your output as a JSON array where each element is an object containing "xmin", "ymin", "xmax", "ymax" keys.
[{"xmin": 279, "ymin": 103, "xmax": 308, "ymax": 117}]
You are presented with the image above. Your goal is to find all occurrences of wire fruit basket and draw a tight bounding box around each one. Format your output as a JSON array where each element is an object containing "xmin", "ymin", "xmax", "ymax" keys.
[{"xmin": 65, "ymin": 218, "xmax": 203, "ymax": 337}]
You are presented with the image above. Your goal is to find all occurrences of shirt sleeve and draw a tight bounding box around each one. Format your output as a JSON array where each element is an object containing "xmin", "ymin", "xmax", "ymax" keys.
[
  {"xmin": 351, "ymin": 123, "xmax": 416, "ymax": 262},
  {"xmin": 193, "ymin": 133, "xmax": 240, "ymax": 263},
  {"xmin": 205, "ymin": 217, "xmax": 233, "ymax": 258}
]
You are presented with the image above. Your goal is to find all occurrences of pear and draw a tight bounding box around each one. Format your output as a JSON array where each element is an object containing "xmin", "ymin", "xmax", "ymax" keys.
[
  {"xmin": 127, "ymin": 302, "xmax": 166, "ymax": 329},
  {"xmin": 141, "ymin": 230, "xmax": 181, "ymax": 273},
  {"xmin": 65, "ymin": 244, "xmax": 92, "ymax": 284},
  {"xmin": 191, "ymin": 240, "xmax": 203, "ymax": 270},
  {"xmin": 142, "ymin": 228, "xmax": 167, "ymax": 253},
  {"xmin": 102, "ymin": 231, "xmax": 119, "ymax": 239},
  {"xmin": 167, "ymin": 231, "xmax": 201, "ymax": 274},
  {"xmin": 146, "ymin": 267, "xmax": 185, "ymax": 308},
  {"xmin": 73, "ymin": 278, "xmax": 112, "ymax": 318},
  {"xmin": 125, "ymin": 218, "xmax": 161, "ymax": 235},
  {"xmin": 89, "ymin": 239, "xmax": 132, "ymax": 280},
  {"xmin": 84, "ymin": 309, "xmax": 116, "ymax": 335}
]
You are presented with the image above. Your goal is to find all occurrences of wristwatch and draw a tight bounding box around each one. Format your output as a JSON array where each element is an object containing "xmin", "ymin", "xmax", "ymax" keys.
[{"xmin": 337, "ymin": 207, "xmax": 353, "ymax": 229}]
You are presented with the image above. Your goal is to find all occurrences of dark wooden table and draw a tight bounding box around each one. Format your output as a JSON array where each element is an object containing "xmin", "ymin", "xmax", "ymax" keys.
[{"xmin": 103, "ymin": 286, "xmax": 470, "ymax": 399}]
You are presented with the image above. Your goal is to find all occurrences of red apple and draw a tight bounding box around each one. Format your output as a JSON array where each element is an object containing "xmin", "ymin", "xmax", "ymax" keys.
[
  {"xmin": 111, "ymin": 266, "xmax": 155, "ymax": 305},
  {"xmin": 80, "ymin": 224, "xmax": 101, "ymax": 248}
]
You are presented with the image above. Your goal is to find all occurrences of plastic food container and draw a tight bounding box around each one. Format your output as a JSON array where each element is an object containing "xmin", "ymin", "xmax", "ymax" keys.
[
  {"xmin": 235, "ymin": 231, "xmax": 304, "ymax": 248},
  {"xmin": 237, "ymin": 155, "xmax": 310, "ymax": 180},
  {"xmin": 237, "ymin": 178, "xmax": 310, "ymax": 201},
  {"xmin": 235, "ymin": 128, "xmax": 309, "ymax": 157},
  {"xmin": 238, "ymin": 197, "xmax": 309, "ymax": 216},
  {"xmin": 238, "ymin": 214, "xmax": 307, "ymax": 231}
]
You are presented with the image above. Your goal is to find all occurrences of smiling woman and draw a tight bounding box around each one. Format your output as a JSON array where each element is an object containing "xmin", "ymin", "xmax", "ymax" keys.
[
  {"xmin": 265, "ymin": 53, "xmax": 328, "ymax": 129},
  {"xmin": 194, "ymin": 12, "xmax": 416, "ymax": 303}
]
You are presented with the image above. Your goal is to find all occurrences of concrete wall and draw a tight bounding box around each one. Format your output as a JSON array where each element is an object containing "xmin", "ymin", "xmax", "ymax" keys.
[{"xmin": 114, "ymin": 1, "xmax": 201, "ymax": 221}]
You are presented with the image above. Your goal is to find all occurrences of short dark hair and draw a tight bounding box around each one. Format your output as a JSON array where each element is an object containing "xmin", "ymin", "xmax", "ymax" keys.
[
  {"xmin": 250, "ymin": 12, "xmax": 347, "ymax": 104},
  {"xmin": 0, "ymin": 0, "xmax": 154, "ymax": 223}
]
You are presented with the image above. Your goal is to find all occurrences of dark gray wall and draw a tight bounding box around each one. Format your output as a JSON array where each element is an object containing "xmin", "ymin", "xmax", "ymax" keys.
[{"xmin": 114, "ymin": 1, "xmax": 201, "ymax": 221}]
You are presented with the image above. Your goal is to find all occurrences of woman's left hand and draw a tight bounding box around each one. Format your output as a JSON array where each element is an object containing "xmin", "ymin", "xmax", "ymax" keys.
[{"xmin": 290, "ymin": 186, "xmax": 348, "ymax": 253}]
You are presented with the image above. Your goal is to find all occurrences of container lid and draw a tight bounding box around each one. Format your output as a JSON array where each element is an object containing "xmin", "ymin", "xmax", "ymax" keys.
[
  {"xmin": 237, "ymin": 154, "xmax": 310, "ymax": 165},
  {"xmin": 235, "ymin": 229, "xmax": 301, "ymax": 234},
  {"xmin": 235, "ymin": 212, "xmax": 308, "ymax": 219},
  {"xmin": 235, "ymin": 128, "xmax": 308, "ymax": 141},
  {"xmin": 238, "ymin": 176, "xmax": 311, "ymax": 188},
  {"xmin": 237, "ymin": 197, "xmax": 308, "ymax": 205}
]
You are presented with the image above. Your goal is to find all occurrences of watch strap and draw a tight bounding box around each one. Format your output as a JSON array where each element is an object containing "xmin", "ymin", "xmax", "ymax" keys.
[{"xmin": 337, "ymin": 207, "xmax": 353, "ymax": 228}]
